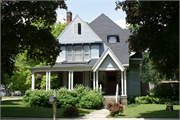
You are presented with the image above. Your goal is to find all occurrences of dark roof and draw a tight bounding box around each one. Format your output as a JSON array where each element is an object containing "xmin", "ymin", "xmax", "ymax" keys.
[
  {"xmin": 130, "ymin": 52, "xmax": 143, "ymax": 59},
  {"xmin": 89, "ymin": 14, "xmax": 131, "ymax": 64},
  {"xmin": 30, "ymin": 59, "xmax": 98, "ymax": 69}
]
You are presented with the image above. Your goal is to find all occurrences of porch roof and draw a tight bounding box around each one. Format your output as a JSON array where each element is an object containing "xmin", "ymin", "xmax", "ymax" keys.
[{"xmin": 29, "ymin": 59, "xmax": 98, "ymax": 73}]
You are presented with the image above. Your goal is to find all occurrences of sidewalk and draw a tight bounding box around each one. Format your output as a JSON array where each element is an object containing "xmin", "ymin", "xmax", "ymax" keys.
[{"xmin": 1, "ymin": 97, "xmax": 23, "ymax": 101}]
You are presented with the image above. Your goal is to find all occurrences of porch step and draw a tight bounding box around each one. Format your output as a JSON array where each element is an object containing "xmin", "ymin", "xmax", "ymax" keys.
[{"xmin": 103, "ymin": 95, "xmax": 120, "ymax": 108}]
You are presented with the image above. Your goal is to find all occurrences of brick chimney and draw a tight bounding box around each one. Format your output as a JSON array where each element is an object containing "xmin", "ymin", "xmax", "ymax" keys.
[{"xmin": 66, "ymin": 11, "xmax": 72, "ymax": 26}]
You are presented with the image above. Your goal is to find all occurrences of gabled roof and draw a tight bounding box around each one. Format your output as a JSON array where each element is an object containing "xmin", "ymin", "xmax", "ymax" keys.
[
  {"xmin": 57, "ymin": 15, "xmax": 102, "ymax": 44},
  {"xmin": 92, "ymin": 47, "xmax": 125, "ymax": 72},
  {"xmin": 89, "ymin": 14, "xmax": 131, "ymax": 65}
]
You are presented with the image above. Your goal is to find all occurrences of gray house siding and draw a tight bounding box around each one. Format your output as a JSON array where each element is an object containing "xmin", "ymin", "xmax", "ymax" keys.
[
  {"xmin": 127, "ymin": 63, "xmax": 141, "ymax": 95},
  {"xmin": 56, "ymin": 46, "xmax": 66, "ymax": 62},
  {"xmin": 91, "ymin": 44, "xmax": 99, "ymax": 59}
]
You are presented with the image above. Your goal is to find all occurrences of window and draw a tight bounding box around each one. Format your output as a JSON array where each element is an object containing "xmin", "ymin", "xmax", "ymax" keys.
[
  {"xmin": 67, "ymin": 46, "xmax": 72, "ymax": 61},
  {"xmin": 74, "ymin": 23, "xmax": 81, "ymax": 35},
  {"xmin": 74, "ymin": 46, "xmax": 82, "ymax": 61},
  {"xmin": 84, "ymin": 46, "xmax": 89, "ymax": 61},
  {"xmin": 107, "ymin": 35, "xmax": 120, "ymax": 43},
  {"xmin": 78, "ymin": 23, "xmax": 81, "ymax": 34}
]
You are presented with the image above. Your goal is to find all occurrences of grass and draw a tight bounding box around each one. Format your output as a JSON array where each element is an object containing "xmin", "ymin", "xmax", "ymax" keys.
[
  {"xmin": 1, "ymin": 100, "xmax": 95, "ymax": 118},
  {"xmin": 106, "ymin": 104, "xmax": 180, "ymax": 118}
]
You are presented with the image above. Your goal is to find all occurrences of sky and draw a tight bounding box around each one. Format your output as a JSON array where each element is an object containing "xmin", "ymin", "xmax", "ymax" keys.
[{"xmin": 56, "ymin": 0, "xmax": 129, "ymax": 29}]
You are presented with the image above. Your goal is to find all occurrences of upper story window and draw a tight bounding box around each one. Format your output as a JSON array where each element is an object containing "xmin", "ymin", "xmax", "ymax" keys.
[
  {"xmin": 74, "ymin": 46, "xmax": 82, "ymax": 61},
  {"xmin": 107, "ymin": 35, "xmax": 119, "ymax": 43},
  {"xmin": 74, "ymin": 23, "xmax": 81, "ymax": 35},
  {"xmin": 67, "ymin": 46, "xmax": 72, "ymax": 61},
  {"xmin": 84, "ymin": 46, "xmax": 90, "ymax": 61}
]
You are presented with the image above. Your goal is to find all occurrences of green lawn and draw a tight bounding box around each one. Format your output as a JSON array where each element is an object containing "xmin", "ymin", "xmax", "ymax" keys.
[
  {"xmin": 107, "ymin": 104, "xmax": 180, "ymax": 118},
  {"xmin": 1, "ymin": 100, "xmax": 95, "ymax": 118}
]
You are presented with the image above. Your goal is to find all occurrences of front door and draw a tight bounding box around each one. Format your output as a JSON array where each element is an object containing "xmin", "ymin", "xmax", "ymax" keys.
[
  {"xmin": 107, "ymin": 71, "xmax": 117, "ymax": 94},
  {"xmin": 73, "ymin": 72, "xmax": 82, "ymax": 86}
]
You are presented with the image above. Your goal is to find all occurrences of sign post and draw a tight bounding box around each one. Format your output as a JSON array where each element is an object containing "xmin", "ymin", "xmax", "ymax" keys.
[{"xmin": 49, "ymin": 91, "xmax": 56, "ymax": 120}]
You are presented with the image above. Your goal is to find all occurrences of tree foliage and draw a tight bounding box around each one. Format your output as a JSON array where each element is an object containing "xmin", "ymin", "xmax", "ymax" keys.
[
  {"xmin": 141, "ymin": 52, "xmax": 167, "ymax": 83},
  {"xmin": 115, "ymin": 1, "xmax": 179, "ymax": 79},
  {"xmin": 8, "ymin": 20, "xmax": 66, "ymax": 91},
  {"xmin": 1, "ymin": 1, "xmax": 67, "ymax": 78}
]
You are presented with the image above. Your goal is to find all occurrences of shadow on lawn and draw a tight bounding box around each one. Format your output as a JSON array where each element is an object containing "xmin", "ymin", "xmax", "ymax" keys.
[
  {"xmin": 1, "ymin": 100, "xmax": 23, "ymax": 106},
  {"xmin": 136, "ymin": 109, "xmax": 179, "ymax": 118}
]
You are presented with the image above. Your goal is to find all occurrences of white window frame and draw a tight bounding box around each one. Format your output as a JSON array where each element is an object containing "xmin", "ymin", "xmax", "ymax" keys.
[
  {"xmin": 84, "ymin": 46, "xmax": 90, "ymax": 61},
  {"xmin": 74, "ymin": 46, "xmax": 82, "ymax": 61},
  {"xmin": 67, "ymin": 46, "xmax": 72, "ymax": 61}
]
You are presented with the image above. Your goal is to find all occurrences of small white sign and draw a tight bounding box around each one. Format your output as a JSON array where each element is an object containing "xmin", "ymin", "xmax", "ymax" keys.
[{"xmin": 49, "ymin": 96, "xmax": 54, "ymax": 103}]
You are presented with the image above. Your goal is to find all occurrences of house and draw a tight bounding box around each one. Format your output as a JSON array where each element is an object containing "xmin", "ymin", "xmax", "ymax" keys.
[{"xmin": 29, "ymin": 12, "xmax": 143, "ymax": 105}]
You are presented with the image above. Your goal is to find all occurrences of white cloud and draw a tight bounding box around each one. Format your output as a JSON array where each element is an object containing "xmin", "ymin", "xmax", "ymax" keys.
[{"xmin": 114, "ymin": 19, "xmax": 129, "ymax": 29}]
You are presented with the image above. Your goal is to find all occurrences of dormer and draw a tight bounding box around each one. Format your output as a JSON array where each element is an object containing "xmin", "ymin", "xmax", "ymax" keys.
[{"xmin": 107, "ymin": 35, "xmax": 120, "ymax": 43}]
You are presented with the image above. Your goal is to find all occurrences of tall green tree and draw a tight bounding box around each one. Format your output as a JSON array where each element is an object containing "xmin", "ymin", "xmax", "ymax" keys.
[
  {"xmin": 1, "ymin": 1, "xmax": 67, "ymax": 80},
  {"xmin": 115, "ymin": 1, "xmax": 179, "ymax": 79},
  {"xmin": 9, "ymin": 20, "xmax": 66, "ymax": 92}
]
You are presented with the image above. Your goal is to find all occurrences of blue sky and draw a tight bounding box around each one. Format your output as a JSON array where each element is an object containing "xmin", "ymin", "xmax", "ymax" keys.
[{"xmin": 56, "ymin": 0, "xmax": 128, "ymax": 29}]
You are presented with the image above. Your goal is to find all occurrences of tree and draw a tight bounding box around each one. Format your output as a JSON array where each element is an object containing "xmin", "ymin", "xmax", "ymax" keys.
[
  {"xmin": 115, "ymin": 1, "xmax": 179, "ymax": 79},
  {"xmin": 9, "ymin": 20, "xmax": 67, "ymax": 92},
  {"xmin": 1, "ymin": 1, "xmax": 67, "ymax": 79},
  {"xmin": 141, "ymin": 52, "xmax": 167, "ymax": 84}
]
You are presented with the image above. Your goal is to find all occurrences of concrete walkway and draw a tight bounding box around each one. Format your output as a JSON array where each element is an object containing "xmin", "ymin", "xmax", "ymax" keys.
[{"xmin": 81, "ymin": 108, "xmax": 110, "ymax": 119}]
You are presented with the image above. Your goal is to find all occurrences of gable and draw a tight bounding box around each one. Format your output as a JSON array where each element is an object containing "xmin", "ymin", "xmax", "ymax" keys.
[
  {"xmin": 92, "ymin": 47, "xmax": 125, "ymax": 72},
  {"xmin": 99, "ymin": 55, "xmax": 119, "ymax": 70},
  {"xmin": 57, "ymin": 15, "xmax": 102, "ymax": 44}
]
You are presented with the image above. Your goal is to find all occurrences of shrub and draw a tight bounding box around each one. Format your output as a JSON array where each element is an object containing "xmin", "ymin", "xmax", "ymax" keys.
[
  {"xmin": 149, "ymin": 84, "xmax": 179, "ymax": 100},
  {"xmin": 23, "ymin": 85, "xmax": 104, "ymax": 109},
  {"xmin": 56, "ymin": 87, "xmax": 77, "ymax": 108},
  {"xmin": 23, "ymin": 89, "xmax": 53, "ymax": 107},
  {"xmin": 135, "ymin": 95, "xmax": 172, "ymax": 104},
  {"xmin": 106, "ymin": 102, "xmax": 123, "ymax": 116},
  {"xmin": 78, "ymin": 91, "xmax": 103, "ymax": 109},
  {"xmin": 63, "ymin": 106, "xmax": 79, "ymax": 117}
]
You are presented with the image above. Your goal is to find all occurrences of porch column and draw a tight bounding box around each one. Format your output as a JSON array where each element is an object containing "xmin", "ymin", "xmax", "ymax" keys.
[
  {"xmin": 93, "ymin": 72, "xmax": 95, "ymax": 90},
  {"xmin": 68, "ymin": 71, "xmax": 71, "ymax": 90},
  {"xmin": 121, "ymin": 71, "xmax": 124, "ymax": 95},
  {"xmin": 124, "ymin": 69, "xmax": 127, "ymax": 96},
  {"xmin": 49, "ymin": 71, "xmax": 51, "ymax": 90},
  {"xmin": 71, "ymin": 71, "xmax": 74, "ymax": 90},
  {"xmin": 46, "ymin": 71, "xmax": 49, "ymax": 91},
  {"xmin": 31, "ymin": 72, "xmax": 35, "ymax": 90},
  {"xmin": 96, "ymin": 71, "xmax": 98, "ymax": 89}
]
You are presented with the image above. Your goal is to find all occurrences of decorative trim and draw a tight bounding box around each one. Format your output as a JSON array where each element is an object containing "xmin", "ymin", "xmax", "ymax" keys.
[{"xmin": 98, "ymin": 68, "xmax": 119, "ymax": 71}]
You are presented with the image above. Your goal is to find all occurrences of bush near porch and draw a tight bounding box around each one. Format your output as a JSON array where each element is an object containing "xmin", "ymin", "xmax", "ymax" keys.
[{"xmin": 23, "ymin": 85, "xmax": 104, "ymax": 109}]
